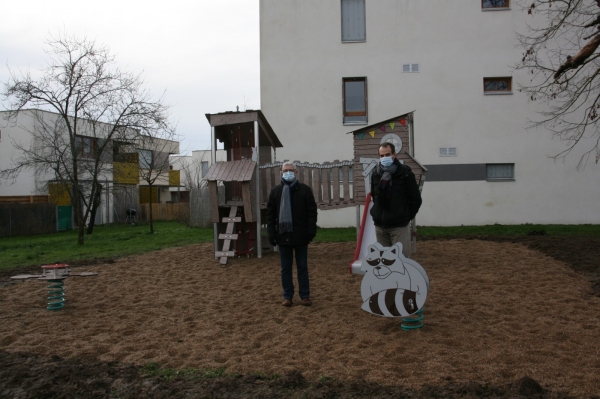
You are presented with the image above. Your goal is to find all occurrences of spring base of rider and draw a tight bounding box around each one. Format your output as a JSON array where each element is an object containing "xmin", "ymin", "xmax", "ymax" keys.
[
  {"xmin": 47, "ymin": 279, "xmax": 65, "ymax": 311},
  {"xmin": 401, "ymin": 307, "xmax": 424, "ymax": 330}
]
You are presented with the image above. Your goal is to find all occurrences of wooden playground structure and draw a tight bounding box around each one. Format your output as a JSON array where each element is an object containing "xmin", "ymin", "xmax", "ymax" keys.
[{"xmin": 203, "ymin": 110, "xmax": 426, "ymax": 263}]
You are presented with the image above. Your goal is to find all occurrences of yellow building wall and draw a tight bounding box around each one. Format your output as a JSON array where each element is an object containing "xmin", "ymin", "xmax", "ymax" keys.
[
  {"xmin": 114, "ymin": 162, "xmax": 139, "ymax": 185},
  {"xmin": 139, "ymin": 186, "xmax": 158, "ymax": 204},
  {"xmin": 169, "ymin": 170, "xmax": 180, "ymax": 186},
  {"xmin": 48, "ymin": 183, "xmax": 72, "ymax": 206}
]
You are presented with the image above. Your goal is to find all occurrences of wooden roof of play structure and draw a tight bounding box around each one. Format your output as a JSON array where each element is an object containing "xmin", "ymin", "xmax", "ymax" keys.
[
  {"xmin": 204, "ymin": 159, "xmax": 256, "ymax": 182},
  {"xmin": 205, "ymin": 110, "xmax": 283, "ymax": 149}
]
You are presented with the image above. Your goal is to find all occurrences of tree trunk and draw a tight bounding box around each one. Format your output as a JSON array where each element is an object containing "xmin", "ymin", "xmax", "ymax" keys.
[
  {"xmin": 72, "ymin": 190, "xmax": 85, "ymax": 245},
  {"xmin": 87, "ymin": 183, "xmax": 102, "ymax": 235},
  {"xmin": 149, "ymin": 183, "xmax": 154, "ymax": 234}
]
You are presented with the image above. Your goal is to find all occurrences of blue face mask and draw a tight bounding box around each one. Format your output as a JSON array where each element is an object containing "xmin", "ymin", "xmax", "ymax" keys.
[
  {"xmin": 282, "ymin": 171, "xmax": 295, "ymax": 181},
  {"xmin": 380, "ymin": 156, "xmax": 393, "ymax": 167}
]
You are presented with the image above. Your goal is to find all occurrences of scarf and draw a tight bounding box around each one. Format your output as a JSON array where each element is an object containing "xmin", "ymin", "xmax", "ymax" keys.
[
  {"xmin": 376, "ymin": 159, "xmax": 400, "ymax": 209},
  {"xmin": 279, "ymin": 177, "xmax": 298, "ymax": 234}
]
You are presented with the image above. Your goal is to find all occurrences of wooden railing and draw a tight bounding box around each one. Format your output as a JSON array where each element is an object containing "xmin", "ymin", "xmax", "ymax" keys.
[{"xmin": 259, "ymin": 160, "xmax": 356, "ymax": 210}]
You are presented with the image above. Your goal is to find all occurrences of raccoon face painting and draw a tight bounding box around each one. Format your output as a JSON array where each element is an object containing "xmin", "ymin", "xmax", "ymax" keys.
[{"xmin": 364, "ymin": 245, "xmax": 406, "ymax": 279}]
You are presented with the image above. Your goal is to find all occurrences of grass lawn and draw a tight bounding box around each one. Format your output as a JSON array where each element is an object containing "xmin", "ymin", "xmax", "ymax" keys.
[{"xmin": 1, "ymin": 222, "xmax": 599, "ymax": 272}]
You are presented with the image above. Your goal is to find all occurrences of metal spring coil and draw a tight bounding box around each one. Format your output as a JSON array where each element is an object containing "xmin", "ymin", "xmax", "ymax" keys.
[
  {"xmin": 401, "ymin": 307, "xmax": 423, "ymax": 330},
  {"xmin": 47, "ymin": 279, "xmax": 65, "ymax": 311}
]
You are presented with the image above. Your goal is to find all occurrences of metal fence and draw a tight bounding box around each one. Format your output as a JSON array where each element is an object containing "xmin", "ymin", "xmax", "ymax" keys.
[{"xmin": 0, "ymin": 203, "xmax": 57, "ymax": 238}]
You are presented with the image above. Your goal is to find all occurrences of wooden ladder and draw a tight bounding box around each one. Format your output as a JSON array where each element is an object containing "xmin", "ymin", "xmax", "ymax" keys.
[{"xmin": 215, "ymin": 206, "xmax": 241, "ymax": 265}]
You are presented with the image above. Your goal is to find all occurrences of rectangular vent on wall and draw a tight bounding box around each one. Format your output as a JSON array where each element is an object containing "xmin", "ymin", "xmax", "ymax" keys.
[
  {"xmin": 439, "ymin": 147, "xmax": 457, "ymax": 157},
  {"xmin": 402, "ymin": 64, "xmax": 419, "ymax": 73}
]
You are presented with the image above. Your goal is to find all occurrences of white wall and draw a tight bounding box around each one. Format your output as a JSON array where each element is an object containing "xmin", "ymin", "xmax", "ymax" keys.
[
  {"xmin": 260, "ymin": 0, "xmax": 600, "ymax": 226},
  {"xmin": 0, "ymin": 111, "xmax": 43, "ymax": 196}
]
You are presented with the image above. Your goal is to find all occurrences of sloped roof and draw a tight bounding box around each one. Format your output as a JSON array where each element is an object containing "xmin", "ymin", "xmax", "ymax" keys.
[{"xmin": 204, "ymin": 160, "xmax": 256, "ymax": 182}]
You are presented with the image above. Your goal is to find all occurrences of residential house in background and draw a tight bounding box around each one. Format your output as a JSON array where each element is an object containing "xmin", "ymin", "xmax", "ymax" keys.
[
  {"xmin": 260, "ymin": 0, "xmax": 600, "ymax": 227},
  {"xmin": 0, "ymin": 109, "xmax": 180, "ymax": 228},
  {"xmin": 170, "ymin": 149, "xmax": 227, "ymax": 202}
]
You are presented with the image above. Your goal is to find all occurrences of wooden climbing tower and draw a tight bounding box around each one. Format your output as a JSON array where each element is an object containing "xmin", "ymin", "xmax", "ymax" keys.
[{"xmin": 204, "ymin": 110, "xmax": 283, "ymax": 264}]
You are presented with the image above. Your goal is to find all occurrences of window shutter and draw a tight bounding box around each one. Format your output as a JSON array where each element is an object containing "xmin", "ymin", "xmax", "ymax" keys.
[{"xmin": 342, "ymin": 0, "xmax": 366, "ymax": 42}]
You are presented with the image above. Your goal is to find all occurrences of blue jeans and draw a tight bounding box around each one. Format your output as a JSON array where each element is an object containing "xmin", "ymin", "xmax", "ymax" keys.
[{"xmin": 279, "ymin": 244, "xmax": 310, "ymax": 300}]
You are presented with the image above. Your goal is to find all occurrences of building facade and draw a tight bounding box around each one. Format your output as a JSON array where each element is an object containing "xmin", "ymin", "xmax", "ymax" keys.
[
  {"xmin": 260, "ymin": 0, "xmax": 600, "ymax": 226},
  {"xmin": 0, "ymin": 109, "xmax": 180, "ymax": 226}
]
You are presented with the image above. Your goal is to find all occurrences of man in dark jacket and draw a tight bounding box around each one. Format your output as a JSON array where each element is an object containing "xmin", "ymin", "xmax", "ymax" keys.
[
  {"xmin": 267, "ymin": 161, "xmax": 318, "ymax": 307},
  {"xmin": 370, "ymin": 142, "xmax": 422, "ymax": 258}
]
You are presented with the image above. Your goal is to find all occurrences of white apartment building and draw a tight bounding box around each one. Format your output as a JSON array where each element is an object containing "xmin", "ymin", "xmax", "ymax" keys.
[
  {"xmin": 0, "ymin": 109, "xmax": 180, "ymax": 225},
  {"xmin": 260, "ymin": 0, "xmax": 600, "ymax": 226}
]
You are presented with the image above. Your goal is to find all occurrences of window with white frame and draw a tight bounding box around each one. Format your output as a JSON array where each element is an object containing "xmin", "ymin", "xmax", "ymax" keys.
[
  {"xmin": 486, "ymin": 163, "xmax": 514, "ymax": 180},
  {"xmin": 341, "ymin": 0, "xmax": 366, "ymax": 42}
]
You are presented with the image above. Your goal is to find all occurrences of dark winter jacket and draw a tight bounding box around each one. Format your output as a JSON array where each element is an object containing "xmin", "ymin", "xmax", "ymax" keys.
[
  {"xmin": 267, "ymin": 181, "xmax": 318, "ymax": 246},
  {"xmin": 370, "ymin": 162, "xmax": 422, "ymax": 228}
]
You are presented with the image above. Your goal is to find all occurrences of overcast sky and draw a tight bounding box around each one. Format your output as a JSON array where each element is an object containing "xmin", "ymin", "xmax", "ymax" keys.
[{"xmin": 0, "ymin": 0, "xmax": 260, "ymax": 155}]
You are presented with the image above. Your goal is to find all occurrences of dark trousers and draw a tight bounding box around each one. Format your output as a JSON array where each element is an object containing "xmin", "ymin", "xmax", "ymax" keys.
[{"xmin": 279, "ymin": 244, "xmax": 310, "ymax": 300}]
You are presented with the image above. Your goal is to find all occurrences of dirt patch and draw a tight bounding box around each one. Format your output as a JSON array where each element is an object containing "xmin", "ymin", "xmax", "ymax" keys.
[{"xmin": 1, "ymin": 236, "xmax": 599, "ymax": 398}]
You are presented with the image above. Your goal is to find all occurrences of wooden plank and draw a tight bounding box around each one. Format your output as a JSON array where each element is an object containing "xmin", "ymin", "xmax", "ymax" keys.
[
  {"xmin": 208, "ymin": 181, "xmax": 219, "ymax": 223},
  {"xmin": 342, "ymin": 165, "xmax": 350, "ymax": 202},
  {"xmin": 222, "ymin": 216, "xmax": 242, "ymax": 223},
  {"xmin": 303, "ymin": 167, "xmax": 310, "ymax": 188},
  {"xmin": 308, "ymin": 167, "xmax": 314, "ymax": 192},
  {"xmin": 312, "ymin": 168, "xmax": 322, "ymax": 204},
  {"xmin": 264, "ymin": 167, "xmax": 273, "ymax": 200},
  {"xmin": 226, "ymin": 200, "xmax": 244, "ymax": 206},
  {"xmin": 236, "ymin": 159, "xmax": 252, "ymax": 181},
  {"xmin": 213, "ymin": 162, "xmax": 229, "ymax": 181},
  {"xmin": 220, "ymin": 206, "xmax": 238, "ymax": 264},
  {"xmin": 331, "ymin": 161, "xmax": 340, "ymax": 203},
  {"xmin": 224, "ymin": 160, "xmax": 243, "ymax": 182},
  {"xmin": 272, "ymin": 165, "xmax": 280, "ymax": 188},
  {"xmin": 219, "ymin": 234, "xmax": 238, "ymax": 240},
  {"xmin": 242, "ymin": 160, "xmax": 257, "ymax": 181},
  {"xmin": 215, "ymin": 251, "xmax": 235, "ymax": 257},
  {"xmin": 241, "ymin": 182, "xmax": 253, "ymax": 223},
  {"xmin": 210, "ymin": 162, "xmax": 227, "ymax": 180},
  {"xmin": 208, "ymin": 112, "xmax": 256, "ymax": 127},
  {"xmin": 219, "ymin": 160, "xmax": 236, "ymax": 182},
  {"xmin": 322, "ymin": 162, "xmax": 331, "ymax": 203}
]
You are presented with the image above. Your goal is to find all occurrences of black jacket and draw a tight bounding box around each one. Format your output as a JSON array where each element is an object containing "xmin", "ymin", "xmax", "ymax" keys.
[
  {"xmin": 267, "ymin": 181, "xmax": 318, "ymax": 246},
  {"xmin": 370, "ymin": 162, "xmax": 422, "ymax": 228}
]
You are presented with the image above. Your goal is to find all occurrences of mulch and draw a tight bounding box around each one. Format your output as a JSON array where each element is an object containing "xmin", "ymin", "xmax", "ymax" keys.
[{"xmin": 0, "ymin": 234, "xmax": 599, "ymax": 399}]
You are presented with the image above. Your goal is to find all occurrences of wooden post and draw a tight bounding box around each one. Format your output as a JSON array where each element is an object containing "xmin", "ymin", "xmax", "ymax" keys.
[
  {"xmin": 342, "ymin": 164, "xmax": 350, "ymax": 203},
  {"xmin": 208, "ymin": 181, "xmax": 219, "ymax": 223},
  {"xmin": 322, "ymin": 162, "xmax": 331, "ymax": 204},
  {"xmin": 241, "ymin": 182, "xmax": 253, "ymax": 223},
  {"xmin": 331, "ymin": 160, "xmax": 340, "ymax": 205}
]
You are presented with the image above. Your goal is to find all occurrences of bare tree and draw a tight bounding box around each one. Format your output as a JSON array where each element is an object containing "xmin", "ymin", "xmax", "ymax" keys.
[
  {"xmin": 1, "ymin": 33, "xmax": 172, "ymax": 244},
  {"xmin": 135, "ymin": 127, "xmax": 179, "ymax": 234},
  {"xmin": 516, "ymin": 0, "xmax": 600, "ymax": 169},
  {"xmin": 174, "ymin": 150, "xmax": 212, "ymax": 190}
]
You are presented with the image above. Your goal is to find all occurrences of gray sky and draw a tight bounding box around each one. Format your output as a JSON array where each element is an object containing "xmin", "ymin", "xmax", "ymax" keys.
[{"xmin": 0, "ymin": 0, "xmax": 260, "ymax": 155}]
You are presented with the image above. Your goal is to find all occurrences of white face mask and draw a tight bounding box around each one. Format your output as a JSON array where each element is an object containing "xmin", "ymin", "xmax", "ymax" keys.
[
  {"xmin": 380, "ymin": 156, "xmax": 393, "ymax": 167},
  {"xmin": 282, "ymin": 171, "xmax": 295, "ymax": 181}
]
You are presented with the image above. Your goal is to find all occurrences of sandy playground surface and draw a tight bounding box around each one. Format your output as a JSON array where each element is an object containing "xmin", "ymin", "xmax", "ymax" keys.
[{"xmin": 1, "ymin": 239, "xmax": 599, "ymax": 398}]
